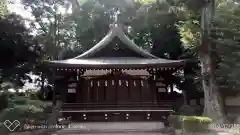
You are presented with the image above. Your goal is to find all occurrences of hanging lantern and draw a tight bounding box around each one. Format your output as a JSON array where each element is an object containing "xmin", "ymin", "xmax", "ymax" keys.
[
  {"xmin": 126, "ymin": 81, "xmax": 128, "ymax": 87},
  {"xmin": 91, "ymin": 81, "xmax": 93, "ymax": 87},
  {"xmin": 112, "ymin": 80, "xmax": 114, "ymax": 85},
  {"xmin": 141, "ymin": 80, "xmax": 144, "ymax": 86},
  {"xmin": 98, "ymin": 81, "xmax": 100, "ymax": 86},
  {"xmin": 119, "ymin": 80, "xmax": 121, "ymax": 86},
  {"xmin": 105, "ymin": 80, "xmax": 108, "ymax": 86},
  {"xmin": 134, "ymin": 80, "xmax": 136, "ymax": 86}
]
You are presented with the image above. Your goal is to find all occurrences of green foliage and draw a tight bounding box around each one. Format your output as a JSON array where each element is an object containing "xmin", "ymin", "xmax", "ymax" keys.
[
  {"xmin": 0, "ymin": 92, "xmax": 8, "ymax": 112},
  {"xmin": 0, "ymin": 14, "xmax": 43, "ymax": 81},
  {"xmin": 12, "ymin": 97, "xmax": 28, "ymax": 105},
  {"xmin": 176, "ymin": 0, "xmax": 240, "ymax": 94},
  {"xmin": 135, "ymin": 0, "xmax": 155, "ymax": 5},
  {"xmin": 27, "ymin": 99, "xmax": 45, "ymax": 108},
  {"xmin": 168, "ymin": 115, "xmax": 184, "ymax": 129},
  {"xmin": 214, "ymin": 0, "xmax": 240, "ymax": 91},
  {"xmin": 21, "ymin": 0, "xmax": 76, "ymax": 60},
  {"xmin": 182, "ymin": 116, "xmax": 212, "ymax": 132},
  {"xmin": 0, "ymin": 94, "xmax": 48, "ymax": 133},
  {"xmin": 177, "ymin": 20, "xmax": 201, "ymax": 49},
  {"xmin": 0, "ymin": 105, "xmax": 31, "ymax": 122},
  {"xmin": 0, "ymin": 123, "xmax": 9, "ymax": 134},
  {"xmin": 29, "ymin": 93, "xmax": 39, "ymax": 100},
  {"xmin": 168, "ymin": 115, "xmax": 212, "ymax": 132},
  {"xmin": 19, "ymin": 0, "xmax": 240, "ymax": 100},
  {"xmin": 0, "ymin": 0, "xmax": 8, "ymax": 17}
]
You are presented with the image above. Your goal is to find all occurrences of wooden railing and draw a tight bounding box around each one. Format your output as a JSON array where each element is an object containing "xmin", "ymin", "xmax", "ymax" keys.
[
  {"xmin": 61, "ymin": 101, "xmax": 177, "ymax": 122},
  {"xmin": 62, "ymin": 101, "xmax": 177, "ymax": 110}
]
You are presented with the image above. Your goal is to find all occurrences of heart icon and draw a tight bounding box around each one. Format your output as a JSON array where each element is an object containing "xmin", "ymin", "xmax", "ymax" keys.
[{"xmin": 3, "ymin": 120, "xmax": 20, "ymax": 132}]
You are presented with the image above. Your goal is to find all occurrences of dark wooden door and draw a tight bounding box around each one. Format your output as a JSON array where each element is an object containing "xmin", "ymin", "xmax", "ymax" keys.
[{"xmin": 74, "ymin": 75, "xmax": 158, "ymax": 122}]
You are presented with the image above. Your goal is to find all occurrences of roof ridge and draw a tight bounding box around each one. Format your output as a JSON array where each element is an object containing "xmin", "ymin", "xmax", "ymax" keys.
[{"xmin": 74, "ymin": 24, "xmax": 157, "ymax": 59}]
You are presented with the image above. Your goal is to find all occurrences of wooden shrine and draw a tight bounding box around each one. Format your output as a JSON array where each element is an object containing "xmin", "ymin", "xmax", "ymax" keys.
[{"xmin": 45, "ymin": 23, "xmax": 185, "ymax": 122}]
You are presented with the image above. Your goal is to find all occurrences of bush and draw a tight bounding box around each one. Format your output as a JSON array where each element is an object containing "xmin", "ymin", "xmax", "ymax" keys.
[
  {"xmin": 12, "ymin": 97, "xmax": 28, "ymax": 105},
  {"xmin": 0, "ymin": 99, "xmax": 46, "ymax": 122},
  {"xmin": 168, "ymin": 115, "xmax": 183, "ymax": 129},
  {"xmin": 0, "ymin": 123, "xmax": 10, "ymax": 134},
  {"xmin": 182, "ymin": 116, "xmax": 212, "ymax": 132},
  {"xmin": 29, "ymin": 93, "xmax": 39, "ymax": 100},
  {"xmin": 27, "ymin": 99, "xmax": 45, "ymax": 108},
  {"xmin": 0, "ymin": 91, "xmax": 8, "ymax": 112},
  {"xmin": 0, "ymin": 106, "xmax": 29, "ymax": 122}
]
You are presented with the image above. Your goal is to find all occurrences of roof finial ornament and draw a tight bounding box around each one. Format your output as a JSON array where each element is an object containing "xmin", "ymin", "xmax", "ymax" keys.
[
  {"xmin": 110, "ymin": 9, "xmax": 122, "ymax": 29},
  {"xmin": 114, "ymin": 10, "xmax": 121, "ymax": 24}
]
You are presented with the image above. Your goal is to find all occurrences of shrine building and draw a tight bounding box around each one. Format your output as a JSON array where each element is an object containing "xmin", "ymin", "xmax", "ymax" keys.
[{"xmin": 45, "ymin": 22, "xmax": 185, "ymax": 122}]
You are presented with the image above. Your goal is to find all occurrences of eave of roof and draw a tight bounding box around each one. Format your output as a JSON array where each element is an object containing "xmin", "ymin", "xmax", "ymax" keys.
[
  {"xmin": 82, "ymin": 69, "xmax": 150, "ymax": 76},
  {"xmin": 46, "ymin": 57, "xmax": 185, "ymax": 68}
]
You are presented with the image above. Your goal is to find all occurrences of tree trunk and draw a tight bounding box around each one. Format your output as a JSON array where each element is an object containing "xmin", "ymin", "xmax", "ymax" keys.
[
  {"xmin": 201, "ymin": 55, "xmax": 225, "ymax": 122},
  {"xmin": 200, "ymin": 0, "xmax": 225, "ymax": 123},
  {"xmin": 182, "ymin": 91, "xmax": 188, "ymax": 105}
]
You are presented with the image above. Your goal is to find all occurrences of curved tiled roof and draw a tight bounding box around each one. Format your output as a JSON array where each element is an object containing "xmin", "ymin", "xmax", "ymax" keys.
[
  {"xmin": 74, "ymin": 24, "xmax": 157, "ymax": 59},
  {"xmin": 47, "ymin": 23, "xmax": 185, "ymax": 68}
]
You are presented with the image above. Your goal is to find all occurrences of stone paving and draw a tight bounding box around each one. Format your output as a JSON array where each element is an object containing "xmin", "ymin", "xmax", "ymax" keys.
[
  {"xmin": 50, "ymin": 122, "xmax": 235, "ymax": 135},
  {"xmin": 53, "ymin": 122, "xmax": 165, "ymax": 135}
]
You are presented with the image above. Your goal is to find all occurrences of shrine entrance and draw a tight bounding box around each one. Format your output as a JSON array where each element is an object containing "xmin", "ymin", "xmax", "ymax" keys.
[
  {"xmin": 61, "ymin": 71, "xmax": 180, "ymax": 122},
  {"xmin": 77, "ymin": 73, "xmax": 155, "ymax": 105}
]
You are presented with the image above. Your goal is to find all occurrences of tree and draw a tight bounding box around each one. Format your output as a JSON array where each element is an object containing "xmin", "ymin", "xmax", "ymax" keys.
[
  {"xmin": 200, "ymin": 0, "xmax": 226, "ymax": 122},
  {"xmin": 0, "ymin": 13, "xmax": 43, "ymax": 85},
  {"xmin": 214, "ymin": 0, "xmax": 240, "ymax": 95},
  {"xmin": 21, "ymin": 0, "xmax": 76, "ymax": 60}
]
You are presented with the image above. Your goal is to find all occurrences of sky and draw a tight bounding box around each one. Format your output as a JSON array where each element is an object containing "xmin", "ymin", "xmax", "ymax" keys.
[
  {"xmin": 7, "ymin": 0, "xmax": 71, "ymax": 35},
  {"xmin": 7, "ymin": 0, "xmax": 71, "ymax": 19},
  {"xmin": 7, "ymin": 0, "xmax": 34, "ymax": 20}
]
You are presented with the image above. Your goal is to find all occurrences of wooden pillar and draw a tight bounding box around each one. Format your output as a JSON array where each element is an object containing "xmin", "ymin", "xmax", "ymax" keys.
[
  {"xmin": 139, "ymin": 79, "xmax": 143, "ymax": 105},
  {"xmin": 52, "ymin": 69, "xmax": 57, "ymax": 106},
  {"xmin": 148, "ymin": 73, "xmax": 157, "ymax": 103}
]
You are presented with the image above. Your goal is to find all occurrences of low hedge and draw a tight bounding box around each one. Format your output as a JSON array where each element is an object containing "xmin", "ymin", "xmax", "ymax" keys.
[
  {"xmin": 182, "ymin": 116, "xmax": 212, "ymax": 132},
  {"xmin": 168, "ymin": 115, "xmax": 212, "ymax": 133}
]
